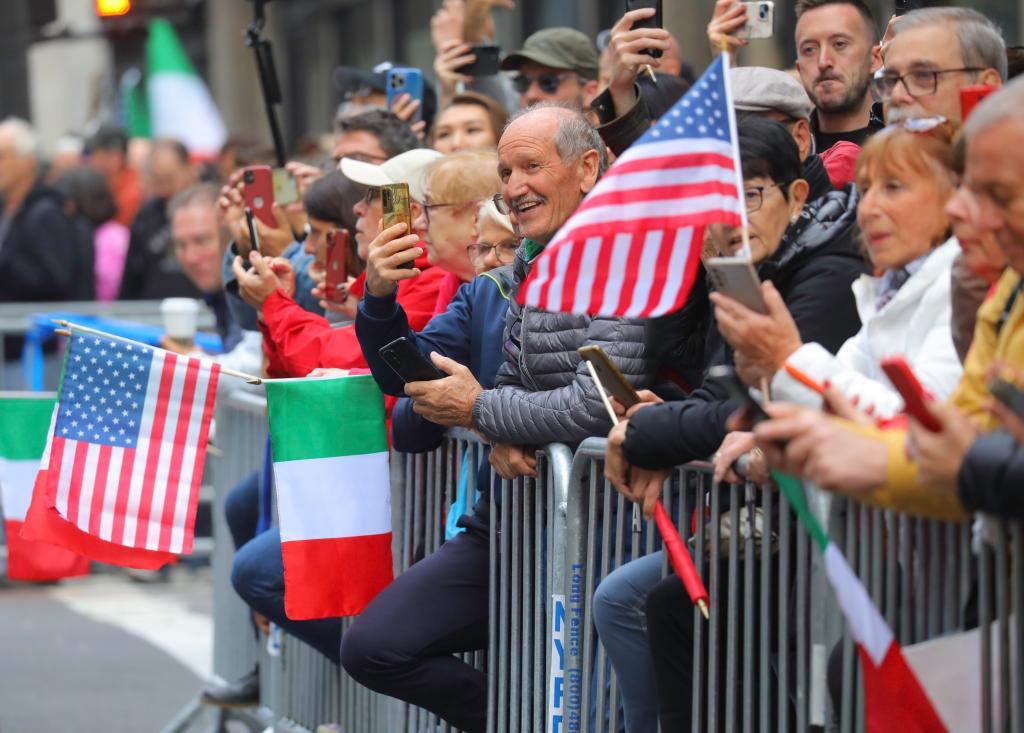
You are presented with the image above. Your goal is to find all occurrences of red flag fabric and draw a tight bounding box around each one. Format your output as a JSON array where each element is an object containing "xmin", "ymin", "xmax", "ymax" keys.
[
  {"xmin": 860, "ymin": 643, "xmax": 949, "ymax": 733},
  {"xmin": 519, "ymin": 54, "xmax": 744, "ymax": 318}
]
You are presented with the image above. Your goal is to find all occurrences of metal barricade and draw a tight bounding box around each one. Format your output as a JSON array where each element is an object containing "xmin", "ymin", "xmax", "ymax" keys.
[{"xmin": 564, "ymin": 437, "xmax": 1024, "ymax": 733}]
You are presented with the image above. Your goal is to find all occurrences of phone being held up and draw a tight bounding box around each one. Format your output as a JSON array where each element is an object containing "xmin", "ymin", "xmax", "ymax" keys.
[
  {"xmin": 578, "ymin": 345, "xmax": 641, "ymax": 410},
  {"xmin": 322, "ymin": 229, "xmax": 349, "ymax": 304},
  {"xmin": 624, "ymin": 0, "xmax": 664, "ymax": 58},
  {"xmin": 387, "ymin": 68, "xmax": 425, "ymax": 122},
  {"xmin": 879, "ymin": 356, "xmax": 942, "ymax": 432},
  {"xmin": 382, "ymin": 183, "xmax": 416, "ymax": 270}
]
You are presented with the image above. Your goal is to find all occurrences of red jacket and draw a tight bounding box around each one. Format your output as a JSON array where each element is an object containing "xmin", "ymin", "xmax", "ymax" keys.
[{"xmin": 259, "ymin": 254, "xmax": 445, "ymax": 379}]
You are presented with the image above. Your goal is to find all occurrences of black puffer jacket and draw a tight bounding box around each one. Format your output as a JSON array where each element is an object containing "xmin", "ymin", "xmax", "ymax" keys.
[
  {"xmin": 472, "ymin": 246, "xmax": 656, "ymax": 445},
  {"xmin": 623, "ymin": 186, "xmax": 870, "ymax": 469}
]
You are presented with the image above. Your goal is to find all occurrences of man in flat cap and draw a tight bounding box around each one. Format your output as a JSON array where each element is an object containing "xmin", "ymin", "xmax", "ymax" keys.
[{"xmin": 501, "ymin": 27, "xmax": 601, "ymax": 109}]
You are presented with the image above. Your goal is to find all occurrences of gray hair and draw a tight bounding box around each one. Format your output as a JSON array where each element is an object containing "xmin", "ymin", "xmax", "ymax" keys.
[
  {"xmin": 963, "ymin": 74, "xmax": 1024, "ymax": 140},
  {"xmin": 506, "ymin": 102, "xmax": 609, "ymax": 177},
  {"xmin": 894, "ymin": 7, "xmax": 1007, "ymax": 81},
  {"xmin": 0, "ymin": 117, "xmax": 39, "ymax": 158},
  {"xmin": 476, "ymin": 197, "xmax": 514, "ymax": 235},
  {"xmin": 168, "ymin": 182, "xmax": 221, "ymax": 220}
]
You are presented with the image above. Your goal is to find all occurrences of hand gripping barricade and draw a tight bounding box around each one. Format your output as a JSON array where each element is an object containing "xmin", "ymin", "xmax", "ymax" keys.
[{"xmin": 192, "ymin": 392, "xmax": 1022, "ymax": 733}]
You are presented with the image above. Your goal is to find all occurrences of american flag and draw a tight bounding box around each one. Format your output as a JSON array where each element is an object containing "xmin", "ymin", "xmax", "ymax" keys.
[
  {"xmin": 519, "ymin": 54, "xmax": 746, "ymax": 317},
  {"xmin": 44, "ymin": 332, "xmax": 220, "ymax": 555}
]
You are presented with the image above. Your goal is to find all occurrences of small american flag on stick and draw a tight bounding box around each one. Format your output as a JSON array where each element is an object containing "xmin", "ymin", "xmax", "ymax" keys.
[
  {"xmin": 519, "ymin": 54, "xmax": 746, "ymax": 318},
  {"xmin": 44, "ymin": 329, "xmax": 220, "ymax": 555}
]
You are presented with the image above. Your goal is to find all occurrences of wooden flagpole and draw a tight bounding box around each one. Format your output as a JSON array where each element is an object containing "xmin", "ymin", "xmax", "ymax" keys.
[{"xmin": 53, "ymin": 320, "xmax": 263, "ymax": 385}]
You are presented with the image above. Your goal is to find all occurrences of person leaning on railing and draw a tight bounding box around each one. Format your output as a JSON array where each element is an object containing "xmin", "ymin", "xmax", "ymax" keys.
[
  {"xmin": 751, "ymin": 77, "xmax": 1024, "ymax": 522},
  {"xmin": 710, "ymin": 119, "xmax": 965, "ymax": 485}
]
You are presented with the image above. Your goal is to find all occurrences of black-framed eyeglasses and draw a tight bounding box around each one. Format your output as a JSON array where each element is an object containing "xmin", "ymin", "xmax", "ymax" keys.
[
  {"xmin": 511, "ymin": 71, "xmax": 581, "ymax": 95},
  {"xmin": 870, "ymin": 67, "xmax": 984, "ymax": 101},
  {"xmin": 744, "ymin": 183, "xmax": 788, "ymax": 213},
  {"xmin": 467, "ymin": 240, "xmax": 518, "ymax": 265},
  {"xmin": 491, "ymin": 193, "xmax": 512, "ymax": 216}
]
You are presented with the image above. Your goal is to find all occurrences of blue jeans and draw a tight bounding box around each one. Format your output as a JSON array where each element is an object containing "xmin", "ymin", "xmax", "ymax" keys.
[{"xmin": 592, "ymin": 551, "xmax": 664, "ymax": 733}]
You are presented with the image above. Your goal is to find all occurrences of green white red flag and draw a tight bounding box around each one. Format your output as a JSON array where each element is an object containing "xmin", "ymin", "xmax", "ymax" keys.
[
  {"xmin": 264, "ymin": 375, "xmax": 394, "ymax": 620},
  {"xmin": 774, "ymin": 471, "xmax": 949, "ymax": 732},
  {"xmin": 0, "ymin": 395, "xmax": 89, "ymax": 581}
]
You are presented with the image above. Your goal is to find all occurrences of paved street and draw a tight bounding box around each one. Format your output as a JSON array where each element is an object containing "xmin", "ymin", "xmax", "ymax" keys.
[{"xmin": 0, "ymin": 565, "xmax": 215, "ymax": 733}]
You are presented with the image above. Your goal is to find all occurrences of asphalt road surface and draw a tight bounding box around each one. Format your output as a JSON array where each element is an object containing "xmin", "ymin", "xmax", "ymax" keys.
[{"xmin": 0, "ymin": 566, "xmax": 216, "ymax": 733}]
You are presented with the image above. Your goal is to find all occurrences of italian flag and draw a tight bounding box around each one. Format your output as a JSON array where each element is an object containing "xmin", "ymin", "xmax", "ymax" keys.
[
  {"xmin": 774, "ymin": 471, "xmax": 948, "ymax": 732},
  {"xmin": 142, "ymin": 18, "xmax": 227, "ymax": 159},
  {"xmin": 0, "ymin": 396, "xmax": 89, "ymax": 581},
  {"xmin": 264, "ymin": 376, "xmax": 394, "ymax": 620}
]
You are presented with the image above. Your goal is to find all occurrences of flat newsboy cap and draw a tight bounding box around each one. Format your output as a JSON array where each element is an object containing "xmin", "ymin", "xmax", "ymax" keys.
[
  {"xmin": 501, "ymin": 27, "xmax": 600, "ymax": 80},
  {"xmin": 729, "ymin": 67, "xmax": 814, "ymax": 121}
]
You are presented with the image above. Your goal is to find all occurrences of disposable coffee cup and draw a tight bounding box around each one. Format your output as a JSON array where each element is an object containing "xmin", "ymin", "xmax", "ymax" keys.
[{"xmin": 161, "ymin": 298, "xmax": 199, "ymax": 349}]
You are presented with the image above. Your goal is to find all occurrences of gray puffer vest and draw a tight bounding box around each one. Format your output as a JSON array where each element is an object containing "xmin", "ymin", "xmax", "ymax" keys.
[{"xmin": 472, "ymin": 246, "xmax": 655, "ymax": 445}]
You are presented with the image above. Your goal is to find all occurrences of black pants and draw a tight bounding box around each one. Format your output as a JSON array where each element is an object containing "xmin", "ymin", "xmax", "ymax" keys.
[{"xmin": 340, "ymin": 515, "xmax": 491, "ymax": 733}]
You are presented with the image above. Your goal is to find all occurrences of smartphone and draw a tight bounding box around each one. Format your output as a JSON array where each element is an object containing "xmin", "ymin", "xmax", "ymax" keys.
[
  {"xmin": 242, "ymin": 165, "xmax": 275, "ymax": 227},
  {"xmin": 879, "ymin": 356, "xmax": 942, "ymax": 432},
  {"xmin": 378, "ymin": 337, "xmax": 446, "ymax": 383},
  {"xmin": 381, "ymin": 183, "xmax": 416, "ymax": 270},
  {"xmin": 705, "ymin": 257, "xmax": 767, "ymax": 314},
  {"xmin": 708, "ymin": 365, "xmax": 771, "ymax": 424},
  {"xmin": 578, "ymin": 345, "xmax": 641, "ymax": 409},
  {"xmin": 456, "ymin": 44, "xmax": 502, "ymax": 77},
  {"xmin": 272, "ymin": 167, "xmax": 299, "ymax": 207},
  {"xmin": 387, "ymin": 68, "xmax": 425, "ymax": 123},
  {"xmin": 960, "ymin": 84, "xmax": 998, "ymax": 121},
  {"xmin": 737, "ymin": 1, "xmax": 775, "ymax": 40},
  {"xmin": 989, "ymin": 378, "xmax": 1024, "ymax": 421},
  {"xmin": 895, "ymin": 0, "xmax": 925, "ymax": 16},
  {"xmin": 624, "ymin": 0, "xmax": 663, "ymax": 58},
  {"xmin": 323, "ymin": 229, "xmax": 349, "ymax": 304},
  {"xmin": 244, "ymin": 207, "xmax": 261, "ymax": 254}
]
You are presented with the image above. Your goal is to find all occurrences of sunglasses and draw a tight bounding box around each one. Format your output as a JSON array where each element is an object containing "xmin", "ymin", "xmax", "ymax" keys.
[{"xmin": 511, "ymin": 71, "xmax": 580, "ymax": 95}]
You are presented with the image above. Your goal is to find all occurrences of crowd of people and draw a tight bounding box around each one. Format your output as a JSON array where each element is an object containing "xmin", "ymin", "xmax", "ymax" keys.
[{"xmin": 5, "ymin": 0, "xmax": 1024, "ymax": 730}]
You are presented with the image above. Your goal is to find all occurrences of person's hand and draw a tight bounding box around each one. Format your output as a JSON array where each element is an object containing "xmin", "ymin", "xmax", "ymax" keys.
[
  {"xmin": 753, "ymin": 403, "xmax": 889, "ymax": 494},
  {"xmin": 313, "ymin": 275, "xmax": 360, "ymax": 318},
  {"xmin": 907, "ymin": 401, "xmax": 980, "ymax": 495},
  {"xmin": 713, "ymin": 430, "xmax": 756, "ymax": 484},
  {"xmin": 434, "ymin": 40, "xmax": 476, "ymax": 99},
  {"xmin": 734, "ymin": 351, "xmax": 771, "ymax": 389},
  {"xmin": 231, "ymin": 251, "xmax": 289, "ymax": 310},
  {"xmin": 489, "ymin": 443, "xmax": 537, "ymax": 480},
  {"xmin": 604, "ymin": 420, "xmax": 670, "ymax": 517},
  {"xmin": 389, "ymin": 93, "xmax": 427, "ymax": 140},
  {"xmin": 159, "ymin": 335, "xmax": 202, "ymax": 356},
  {"xmin": 431, "ymin": 0, "xmax": 465, "ymax": 51},
  {"xmin": 251, "ymin": 204, "xmax": 297, "ymax": 258},
  {"xmin": 307, "ymin": 367, "xmax": 350, "ymax": 378},
  {"xmin": 607, "ymin": 8, "xmax": 672, "ymax": 115},
  {"xmin": 609, "ymin": 389, "xmax": 662, "ymax": 419},
  {"xmin": 404, "ymin": 353, "xmax": 484, "ymax": 427},
  {"xmin": 270, "ymin": 257, "xmax": 296, "ymax": 299},
  {"xmin": 365, "ymin": 222, "xmax": 423, "ymax": 297},
  {"xmin": 821, "ymin": 385, "xmax": 874, "ymax": 425},
  {"xmin": 707, "ymin": 0, "xmax": 749, "ymax": 57},
  {"xmin": 711, "ymin": 281, "xmax": 802, "ymax": 379},
  {"xmin": 285, "ymin": 161, "xmax": 324, "ymax": 194},
  {"xmin": 988, "ymin": 400, "xmax": 1024, "ymax": 445}
]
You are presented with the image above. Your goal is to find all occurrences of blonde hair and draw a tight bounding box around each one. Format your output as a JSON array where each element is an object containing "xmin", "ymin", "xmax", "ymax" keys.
[
  {"xmin": 423, "ymin": 149, "xmax": 501, "ymax": 205},
  {"xmin": 476, "ymin": 198, "xmax": 514, "ymax": 236},
  {"xmin": 855, "ymin": 121, "xmax": 959, "ymax": 197}
]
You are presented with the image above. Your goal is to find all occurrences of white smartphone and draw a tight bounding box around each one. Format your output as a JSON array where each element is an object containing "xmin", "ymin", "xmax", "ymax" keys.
[
  {"xmin": 737, "ymin": 1, "xmax": 775, "ymax": 40},
  {"xmin": 705, "ymin": 257, "xmax": 767, "ymax": 314}
]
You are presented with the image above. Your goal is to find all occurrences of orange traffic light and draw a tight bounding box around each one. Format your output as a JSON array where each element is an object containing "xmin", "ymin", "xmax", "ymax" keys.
[{"xmin": 96, "ymin": 0, "xmax": 131, "ymax": 16}]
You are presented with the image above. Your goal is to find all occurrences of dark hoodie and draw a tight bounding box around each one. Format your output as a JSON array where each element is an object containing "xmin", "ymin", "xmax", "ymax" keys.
[
  {"xmin": 623, "ymin": 185, "xmax": 870, "ymax": 469},
  {"xmin": 0, "ymin": 180, "xmax": 88, "ymax": 303}
]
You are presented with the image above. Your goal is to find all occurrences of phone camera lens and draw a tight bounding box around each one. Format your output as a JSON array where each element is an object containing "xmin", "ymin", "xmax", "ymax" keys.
[
  {"xmin": 243, "ymin": 171, "xmax": 254, "ymax": 184},
  {"xmin": 760, "ymin": 3, "xmax": 769, "ymax": 18}
]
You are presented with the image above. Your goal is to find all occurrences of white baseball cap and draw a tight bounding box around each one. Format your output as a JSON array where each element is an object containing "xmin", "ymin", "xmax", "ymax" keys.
[{"xmin": 340, "ymin": 148, "xmax": 442, "ymax": 203}]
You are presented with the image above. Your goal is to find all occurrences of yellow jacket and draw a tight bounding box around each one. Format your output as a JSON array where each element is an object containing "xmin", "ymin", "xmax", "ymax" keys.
[{"xmin": 853, "ymin": 269, "xmax": 1024, "ymax": 521}]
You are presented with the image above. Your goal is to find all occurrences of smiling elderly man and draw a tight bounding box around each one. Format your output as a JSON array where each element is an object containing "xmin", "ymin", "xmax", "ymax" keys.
[{"xmin": 341, "ymin": 103, "xmax": 656, "ymax": 733}]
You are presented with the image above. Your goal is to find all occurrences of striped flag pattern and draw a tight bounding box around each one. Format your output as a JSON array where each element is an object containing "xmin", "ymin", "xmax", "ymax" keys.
[
  {"xmin": 44, "ymin": 333, "xmax": 220, "ymax": 555},
  {"xmin": 774, "ymin": 471, "xmax": 948, "ymax": 732},
  {"xmin": 519, "ymin": 54, "xmax": 745, "ymax": 317}
]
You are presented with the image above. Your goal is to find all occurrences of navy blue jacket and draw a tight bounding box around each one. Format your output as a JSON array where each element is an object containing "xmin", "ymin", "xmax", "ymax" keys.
[{"xmin": 356, "ymin": 267, "xmax": 513, "ymax": 453}]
